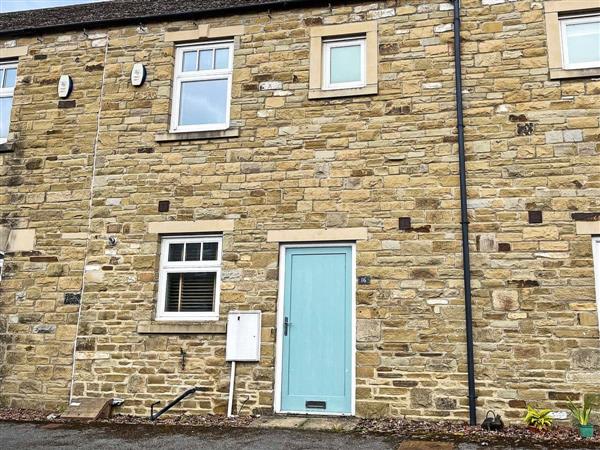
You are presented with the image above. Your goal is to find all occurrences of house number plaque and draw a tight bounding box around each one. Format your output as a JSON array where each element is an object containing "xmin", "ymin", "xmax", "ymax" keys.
[{"xmin": 358, "ymin": 276, "xmax": 371, "ymax": 285}]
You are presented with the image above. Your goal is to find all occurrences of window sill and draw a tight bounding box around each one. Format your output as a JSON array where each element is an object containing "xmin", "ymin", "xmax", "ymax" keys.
[
  {"xmin": 155, "ymin": 128, "xmax": 240, "ymax": 142},
  {"xmin": 550, "ymin": 67, "xmax": 600, "ymax": 80},
  {"xmin": 0, "ymin": 142, "xmax": 15, "ymax": 153},
  {"xmin": 308, "ymin": 84, "xmax": 377, "ymax": 100},
  {"xmin": 137, "ymin": 321, "xmax": 226, "ymax": 334}
]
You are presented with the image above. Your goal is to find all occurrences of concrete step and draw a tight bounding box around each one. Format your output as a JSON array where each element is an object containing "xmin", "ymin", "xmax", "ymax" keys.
[{"xmin": 250, "ymin": 415, "xmax": 359, "ymax": 432}]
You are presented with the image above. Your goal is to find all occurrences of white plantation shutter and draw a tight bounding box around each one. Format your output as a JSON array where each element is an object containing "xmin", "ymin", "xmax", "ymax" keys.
[{"xmin": 166, "ymin": 272, "xmax": 217, "ymax": 312}]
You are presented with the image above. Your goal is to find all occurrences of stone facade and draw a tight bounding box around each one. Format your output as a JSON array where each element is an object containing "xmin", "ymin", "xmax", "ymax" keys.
[{"xmin": 0, "ymin": 0, "xmax": 599, "ymax": 423}]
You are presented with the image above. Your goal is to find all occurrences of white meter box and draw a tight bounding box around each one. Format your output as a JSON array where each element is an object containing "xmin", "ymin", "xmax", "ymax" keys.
[{"xmin": 226, "ymin": 311, "xmax": 261, "ymax": 362}]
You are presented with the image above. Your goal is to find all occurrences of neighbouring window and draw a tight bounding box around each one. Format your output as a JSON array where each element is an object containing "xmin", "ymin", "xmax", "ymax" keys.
[
  {"xmin": 156, "ymin": 236, "xmax": 222, "ymax": 321},
  {"xmin": 560, "ymin": 14, "xmax": 600, "ymax": 70},
  {"xmin": 545, "ymin": 2, "xmax": 600, "ymax": 79},
  {"xmin": 0, "ymin": 61, "xmax": 17, "ymax": 144},
  {"xmin": 170, "ymin": 41, "xmax": 233, "ymax": 133},
  {"xmin": 594, "ymin": 237, "xmax": 600, "ymax": 333},
  {"xmin": 322, "ymin": 36, "xmax": 366, "ymax": 90}
]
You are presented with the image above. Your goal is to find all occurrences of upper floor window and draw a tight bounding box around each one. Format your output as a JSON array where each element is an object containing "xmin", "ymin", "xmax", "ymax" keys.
[
  {"xmin": 0, "ymin": 61, "xmax": 17, "ymax": 144},
  {"xmin": 156, "ymin": 236, "xmax": 222, "ymax": 321},
  {"xmin": 308, "ymin": 21, "xmax": 378, "ymax": 99},
  {"xmin": 545, "ymin": 1, "xmax": 600, "ymax": 79},
  {"xmin": 560, "ymin": 14, "xmax": 600, "ymax": 70},
  {"xmin": 170, "ymin": 41, "xmax": 233, "ymax": 133},
  {"xmin": 322, "ymin": 36, "xmax": 366, "ymax": 90}
]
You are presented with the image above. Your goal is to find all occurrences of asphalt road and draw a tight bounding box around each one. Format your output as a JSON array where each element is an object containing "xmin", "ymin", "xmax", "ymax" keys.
[{"xmin": 0, "ymin": 421, "xmax": 399, "ymax": 450}]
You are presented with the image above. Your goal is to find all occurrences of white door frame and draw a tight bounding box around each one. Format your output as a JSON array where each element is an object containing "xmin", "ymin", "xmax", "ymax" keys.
[
  {"xmin": 593, "ymin": 236, "xmax": 600, "ymax": 333},
  {"xmin": 273, "ymin": 242, "xmax": 356, "ymax": 416}
]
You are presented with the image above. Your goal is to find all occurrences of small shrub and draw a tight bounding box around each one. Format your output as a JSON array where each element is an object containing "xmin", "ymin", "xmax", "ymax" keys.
[{"xmin": 523, "ymin": 405, "xmax": 553, "ymax": 431}]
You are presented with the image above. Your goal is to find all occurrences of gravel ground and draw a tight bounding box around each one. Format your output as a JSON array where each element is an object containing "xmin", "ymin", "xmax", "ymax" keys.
[
  {"xmin": 0, "ymin": 408, "xmax": 598, "ymax": 448},
  {"xmin": 356, "ymin": 418, "xmax": 600, "ymax": 449}
]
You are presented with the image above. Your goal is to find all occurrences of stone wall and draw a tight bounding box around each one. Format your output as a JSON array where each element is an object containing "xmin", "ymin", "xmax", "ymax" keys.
[{"xmin": 0, "ymin": 0, "xmax": 599, "ymax": 422}]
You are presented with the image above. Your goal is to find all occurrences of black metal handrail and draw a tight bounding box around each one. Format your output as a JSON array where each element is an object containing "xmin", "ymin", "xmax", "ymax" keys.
[{"xmin": 150, "ymin": 387, "xmax": 209, "ymax": 421}]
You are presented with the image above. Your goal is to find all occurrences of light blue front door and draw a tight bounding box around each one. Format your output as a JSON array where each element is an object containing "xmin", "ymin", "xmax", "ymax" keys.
[{"xmin": 281, "ymin": 246, "xmax": 353, "ymax": 414}]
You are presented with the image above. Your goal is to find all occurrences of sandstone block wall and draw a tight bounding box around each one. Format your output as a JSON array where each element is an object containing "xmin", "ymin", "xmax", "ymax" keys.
[{"xmin": 0, "ymin": 0, "xmax": 599, "ymax": 422}]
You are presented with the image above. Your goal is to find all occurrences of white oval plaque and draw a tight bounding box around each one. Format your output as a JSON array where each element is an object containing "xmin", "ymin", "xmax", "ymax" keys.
[
  {"xmin": 58, "ymin": 75, "xmax": 73, "ymax": 98},
  {"xmin": 131, "ymin": 63, "xmax": 146, "ymax": 87}
]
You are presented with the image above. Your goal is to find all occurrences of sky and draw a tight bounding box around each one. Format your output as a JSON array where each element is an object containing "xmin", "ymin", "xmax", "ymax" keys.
[{"xmin": 0, "ymin": 0, "xmax": 104, "ymax": 13}]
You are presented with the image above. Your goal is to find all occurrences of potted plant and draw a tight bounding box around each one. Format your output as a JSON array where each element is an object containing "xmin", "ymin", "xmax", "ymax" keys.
[
  {"xmin": 523, "ymin": 405, "xmax": 553, "ymax": 432},
  {"xmin": 567, "ymin": 397, "xmax": 595, "ymax": 438}
]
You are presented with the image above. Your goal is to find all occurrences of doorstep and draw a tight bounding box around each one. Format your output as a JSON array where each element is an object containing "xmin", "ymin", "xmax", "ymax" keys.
[{"xmin": 249, "ymin": 415, "xmax": 359, "ymax": 432}]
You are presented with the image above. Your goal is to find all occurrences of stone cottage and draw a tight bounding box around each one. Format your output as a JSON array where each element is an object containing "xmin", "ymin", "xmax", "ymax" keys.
[{"xmin": 0, "ymin": 0, "xmax": 599, "ymax": 424}]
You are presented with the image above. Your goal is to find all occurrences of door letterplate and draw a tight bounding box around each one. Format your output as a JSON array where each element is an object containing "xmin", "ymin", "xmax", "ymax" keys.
[{"xmin": 305, "ymin": 401, "xmax": 326, "ymax": 409}]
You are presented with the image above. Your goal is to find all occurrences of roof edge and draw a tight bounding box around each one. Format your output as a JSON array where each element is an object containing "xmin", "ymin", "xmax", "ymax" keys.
[{"xmin": 0, "ymin": 0, "xmax": 354, "ymax": 39}]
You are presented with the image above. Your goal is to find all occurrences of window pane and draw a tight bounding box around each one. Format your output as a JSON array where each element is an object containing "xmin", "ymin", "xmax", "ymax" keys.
[
  {"xmin": 3, "ymin": 68, "xmax": 16, "ymax": 88},
  {"xmin": 185, "ymin": 243, "xmax": 202, "ymax": 261},
  {"xmin": 329, "ymin": 44, "xmax": 362, "ymax": 84},
  {"xmin": 165, "ymin": 272, "xmax": 182, "ymax": 312},
  {"xmin": 0, "ymin": 96, "xmax": 13, "ymax": 141},
  {"xmin": 214, "ymin": 48, "xmax": 229, "ymax": 70},
  {"xmin": 203, "ymin": 242, "xmax": 218, "ymax": 261},
  {"xmin": 165, "ymin": 272, "xmax": 216, "ymax": 313},
  {"xmin": 565, "ymin": 21, "xmax": 600, "ymax": 65},
  {"xmin": 199, "ymin": 49, "xmax": 213, "ymax": 70},
  {"xmin": 179, "ymin": 79, "xmax": 228, "ymax": 126},
  {"xmin": 168, "ymin": 243, "xmax": 184, "ymax": 262},
  {"xmin": 182, "ymin": 51, "xmax": 198, "ymax": 72},
  {"xmin": 180, "ymin": 272, "xmax": 216, "ymax": 312}
]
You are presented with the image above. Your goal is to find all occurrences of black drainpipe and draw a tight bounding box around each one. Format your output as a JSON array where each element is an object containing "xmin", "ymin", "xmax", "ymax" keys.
[{"xmin": 451, "ymin": 0, "xmax": 477, "ymax": 426}]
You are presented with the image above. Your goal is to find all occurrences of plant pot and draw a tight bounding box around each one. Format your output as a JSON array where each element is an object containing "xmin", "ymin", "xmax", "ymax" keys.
[{"xmin": 579, "ymin": 424, "xmax": 594, "ymax": 439}]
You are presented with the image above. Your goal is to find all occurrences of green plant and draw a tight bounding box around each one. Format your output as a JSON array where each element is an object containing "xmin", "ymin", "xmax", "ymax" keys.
[
  {"xmin": 567, "ymin": 397, "xmax": 594, "ymax": 426},
  {"xmin": 523, "ymin": 405, "xmax": 553, "ymax": 430}
]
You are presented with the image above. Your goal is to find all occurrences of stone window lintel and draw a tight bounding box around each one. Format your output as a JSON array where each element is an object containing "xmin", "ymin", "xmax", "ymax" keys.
[
  {"xmin": 0, "ymin": 45, "xmax": 28, "ymax": 59},
  {"xmin": 165, "ymin": 25, "xmax": 245, "ymax": 43},
  {"xmin": 148, "ymin": 219, "xmax": 235, "ymax": 235}
]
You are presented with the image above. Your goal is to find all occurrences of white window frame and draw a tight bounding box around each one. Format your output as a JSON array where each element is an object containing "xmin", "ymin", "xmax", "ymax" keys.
[
  {"xmin": 593, "ymin": 236, "xmax": 600, "ymax": 334},
  {"xmin": 156, "ymin": 235, "xmax": 222, "ymax": 322},
  {"xmin": 0, "ymin": 60, "xmax": 17, "ymax": 144},
  {"xmin": 560, "ymin": 13, "xmax": 600, "ymax": 70},
  {"xmin": 170, "ymin": 41, "xmax": 234, "ymax": 133},
  {"xmin": 322, "ymin": 36, "xmax": 366, "ymax": 91}
]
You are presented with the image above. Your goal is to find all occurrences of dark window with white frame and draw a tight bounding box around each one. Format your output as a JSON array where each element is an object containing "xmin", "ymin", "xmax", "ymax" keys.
[
  {"xmin": 560, "ymin": 13, "xmax": 600, "ymax": 70},
  {"xmin": 170, "ymin": 41, "xmax": 233, "ymax": 133},
  {"xmin": 0, "ymin": 61, "xmax": 17, "ymax": 144},
  {"xmin": 157, "ymin": 236, "xmax": 222, "ymax": 321}
]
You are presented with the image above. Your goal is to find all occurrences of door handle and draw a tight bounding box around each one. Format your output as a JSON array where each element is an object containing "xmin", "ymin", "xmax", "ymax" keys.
[{"xmin": 284, "ymin": 317, "xmax": 291, "ymax": 336}]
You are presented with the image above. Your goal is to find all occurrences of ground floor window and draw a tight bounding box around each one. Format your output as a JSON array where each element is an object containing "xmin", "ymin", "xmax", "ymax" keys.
[{"xmin": 156, "ymin": 235, "xmax": 222, "ymax": 321}]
